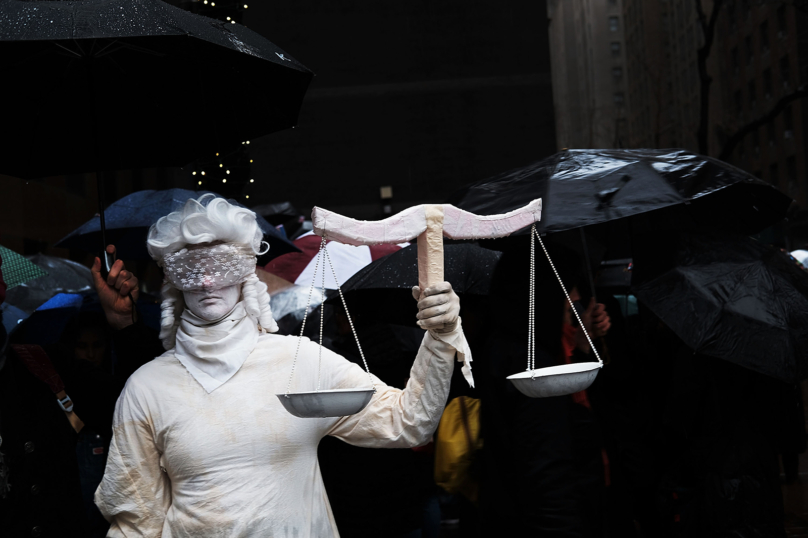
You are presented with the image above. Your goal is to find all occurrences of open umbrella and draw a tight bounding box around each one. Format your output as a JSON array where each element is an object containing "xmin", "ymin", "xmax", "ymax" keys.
[
  {"xmin": 0, "ymin": 0, "xmax": 312, "ymax": 178},
  {"xmin": 264, "ymin": 233, "xmax": 403, "ymax": 291},
  {"xmin": 632, "ymin": 232, "xmax": 808, "ymax": 384},
  {"xmin": 4, "ymin": 254, "xmax": 93, "ymax": 314},
  {"xmin": 0, "ymin": 0, "xmax": 312, "ymax": 269},
  {"xmin": 0, "ymin": 245, "xmax": 48, "ymax": 289},
  {"xmin": 447, "ymin": 149, "xmax": 791, "ymax": 237},
  {"xmin": 334, "ymin": 243, "xmax": 502, "ymax": 326},
  {"xmin": 56, "ymin": 189, "xmax": 299, "ymax": 262}
]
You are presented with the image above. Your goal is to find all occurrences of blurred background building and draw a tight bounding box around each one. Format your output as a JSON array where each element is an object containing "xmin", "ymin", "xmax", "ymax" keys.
[{"xmin": 548, "ymin": 0, "xmax": 808, "ymax": 209}]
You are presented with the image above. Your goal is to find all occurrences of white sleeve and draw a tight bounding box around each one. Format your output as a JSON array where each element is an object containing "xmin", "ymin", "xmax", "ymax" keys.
[
  {"xmin": 326, "ymin": 321, "xmax": 470, "ymax": 448},
  {"xmin": 94, "ymin": 379, "xmax": 171, "ymax": 537}
]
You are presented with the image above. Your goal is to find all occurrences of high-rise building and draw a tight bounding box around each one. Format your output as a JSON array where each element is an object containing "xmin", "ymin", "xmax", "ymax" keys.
[
  {"xmin": 550, "ymin": 0, "xmax": 808, "ymax": 207},
  {"xmin": 713, "ymin": 2, "xmax": 808, "ymax": 206},
  {"xmin": 548, "ymin": 0, "xmax": 628, "ymax": 149}
]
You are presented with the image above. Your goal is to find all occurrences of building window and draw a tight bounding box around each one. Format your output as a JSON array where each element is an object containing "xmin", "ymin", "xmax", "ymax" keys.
[
  {"xmin": 752, "ymin": 129, "xmax": 760, "ymax": 153},
  {"xmin": 784, "ymin": 105, "xmax": 794, "ymax": 138},
  {"xmin": 763, "ymin": 68, "xmax": 772, "ymax": 98},
  {"xmin": 777, "ymin": 5, "xmax": 787, "ymax": 36},
  {"xmin": 748, "ymin": 81, "xmax": 757, "ymax": 109},
  {"xmin": 780, "ymin": 56, "xmax": 791, "ymax": 88},
  {"xmin": 770, "ymin": 163, "xmax": 780, "ymax": 187},
  {"xmin": 731, "ymin": 47, "xmax": 739, "ymax": 74},
  {"xmin": 609, "ymin": 16, "xmax": 620, "ymax": 32},
  {"xmin": 611, "ymin": 42, "xmax": 621, "ymax": 57},
  {"xmin": 614, "ymin": 92, "xmax": 625, "ymax": 105},
  {"xmin": 745, "ymin": 35, "xmax": 753, "ymax": 65},
  {"xmin": 612, "ymin": 66, "xmax": 623, "ymax": 81},
  {"xmin": 760, "ymin": 21, "xmax": 769, "ymax": 52},
  {"xmin": 768, "ymin": 121, "xmax": 776, "ymax": 146},
  {"xmin": 734, "ymin": 90, "xmax": 743, "ymax": 116}
]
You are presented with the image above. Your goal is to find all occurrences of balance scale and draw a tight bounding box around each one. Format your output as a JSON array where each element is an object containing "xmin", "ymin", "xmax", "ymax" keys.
[{"xmin": 277, "ymin": 199, "xmax": 603, "ymax": 418}]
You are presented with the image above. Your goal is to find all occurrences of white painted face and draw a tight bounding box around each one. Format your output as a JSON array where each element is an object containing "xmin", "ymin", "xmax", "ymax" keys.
[{"xmin": 183, "ymin": 284, "xmax": 241, "ymax": 321}]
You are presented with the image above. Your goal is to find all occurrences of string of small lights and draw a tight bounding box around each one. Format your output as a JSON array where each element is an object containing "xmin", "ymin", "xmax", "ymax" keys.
[{"xmin": 176, "ymin": 0, "xmax": 254, "ymax": 200}]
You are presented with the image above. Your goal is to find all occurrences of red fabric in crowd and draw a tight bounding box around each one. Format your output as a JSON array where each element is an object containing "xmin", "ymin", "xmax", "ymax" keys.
[
  {"xmin": 263, "ymin": 235, "xmax": 324, "ymax": 283},
  {"xmin": 562, "ymin": 324, "xmax": 610, "ymax": 486},
  {"xmin": 263, "ymin": 235, "xmax": 403, "ymax": 283}
]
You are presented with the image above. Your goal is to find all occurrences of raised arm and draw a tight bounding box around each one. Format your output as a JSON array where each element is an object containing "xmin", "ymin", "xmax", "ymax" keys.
[
  {"xmin": 326, "ymin": 283, "xmax": 472, "ymax": 448},
  {"xmin": 95, "ymin": 380, "xmax": 171, "ymax": 536}
]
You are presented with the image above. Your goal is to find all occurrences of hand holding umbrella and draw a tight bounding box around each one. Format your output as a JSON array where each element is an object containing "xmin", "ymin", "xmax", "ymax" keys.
[
  {"xmin": 574, "ymin": 298, "xmax": 611, "ymax": 354},
  {"xmin": 91, "ymin": 245, "xmax": 139, "ymax": 330}
]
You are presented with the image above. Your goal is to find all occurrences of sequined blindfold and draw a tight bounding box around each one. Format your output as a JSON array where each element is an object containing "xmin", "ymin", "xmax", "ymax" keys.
[{"xmin": 159, "ymin": 243, "xmax": 257, "ymax": 291}]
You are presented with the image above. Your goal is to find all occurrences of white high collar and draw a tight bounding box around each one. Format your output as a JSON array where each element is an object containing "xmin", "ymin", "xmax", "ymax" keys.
[{"xmin": 173, "ymin": 301, "xmax": 259, "ymax": 393}]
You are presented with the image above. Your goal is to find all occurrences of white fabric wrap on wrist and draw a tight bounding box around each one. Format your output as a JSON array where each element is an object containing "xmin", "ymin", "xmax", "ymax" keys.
[
  {"xmin": 428, "ymin": 317, "xmax": 474, "ymax": 388},
  {"xmin": 158, "ymin": 243, "xmax": 257, "ymax": 291}
]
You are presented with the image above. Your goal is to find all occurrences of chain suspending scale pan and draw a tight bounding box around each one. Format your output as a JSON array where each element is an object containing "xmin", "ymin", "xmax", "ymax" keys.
[
  {"xmin": 505, "ymin": 225, "xmax": 603, "ymax": 398},
  {"xmin": 276, "ymin": 198, "xmax": 600, "ymax": 418}
]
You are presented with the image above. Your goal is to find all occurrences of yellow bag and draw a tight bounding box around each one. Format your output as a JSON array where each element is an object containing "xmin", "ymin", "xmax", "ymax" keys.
[{"xmin": 434, "ymin": 396, "xmax": 482, "ymax": 503}]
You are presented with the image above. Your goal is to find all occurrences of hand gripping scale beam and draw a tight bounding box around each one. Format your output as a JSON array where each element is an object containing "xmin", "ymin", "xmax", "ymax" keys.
[{"xmin": 312, "ymin": 198, "xmax": 543, "ymax": 291}]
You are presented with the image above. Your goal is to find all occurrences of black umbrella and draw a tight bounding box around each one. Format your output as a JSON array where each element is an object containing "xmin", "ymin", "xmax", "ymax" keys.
[
  {"xmin": 55, "ymin": 188, "xmax": 300, "ymax": 262},
  {"xmin": 632, "ymin": 232, "xmax": 808, "ymax": 384},
  {"xmin": 447, "ymin": 149, "xmax": 791, "ymax": 237},
  {"xmin": 0, "ymin": 0, "xmax": 312, "ymax": 178},
  {"xmin": 0, "ymin": 0, "xmax": 312, "ymax": 270},
  {"xmin": 333, "ymin": 243, "xmax": 502, "ymax": 326}
]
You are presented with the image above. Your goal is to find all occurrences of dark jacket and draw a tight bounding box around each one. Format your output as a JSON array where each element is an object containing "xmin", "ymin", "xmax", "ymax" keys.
[{"xmin": 0, "ymin": 343, "xmax": 87, "ymax": 538}]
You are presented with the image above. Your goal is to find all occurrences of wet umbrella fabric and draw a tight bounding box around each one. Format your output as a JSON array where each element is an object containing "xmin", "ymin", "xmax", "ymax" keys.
[
  {"xmin": 0, "ymin": 0, "xmax": 313, "ymax": 178},
  {"xmin": 55, "ymin": 189, "xmax": 300, "ymax": 261},
  {"xmin": 4, "ymin": 254, "xmax": 93, "ymax": 314},
  {"xmin": 632, "ymin": 232, "xmax": 808, "ymax": 384},
  {"xmin": 0, "ymin": 245, "xmax": 48, "ymax": 289},
  {"xmin": 336, "ymin": 243, "xmax": 502, "ymax": 326},
  {"xmin": 263, "ymin": 233, "xmax": 402, "ymax": 291},
  {"xmin": 447, "ymin": 149, "xmax": 791, "ymax": 237}
]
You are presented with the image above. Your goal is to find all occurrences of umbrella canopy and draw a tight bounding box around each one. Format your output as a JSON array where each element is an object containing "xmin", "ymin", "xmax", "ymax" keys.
[
  {"xmin": 0, "ymin": 245, "xmax": 48, "ymax": 289},
  {"xmin": 263, "ymin": 233, "xmax": 403, "ymax": 291},
  {"xmin": 4, "ymin": 254, "xmax": 93, "ymax": 314},
  {"xmin": 632, "ymin": 232, "xmax": 808, "ymax": 384},
  {"xmin": 335, "ymin": 243, "xmax": 502, "ymax": 326},
  {"xmin": 0, "ymin": 0, "xmax": 313, "ymax": 178},
  {"xmin": 447, "ymin": 149, "xmax": 791, "ymax": 237},
  {"xmin": 56, "ymin": 189, "xmax": 300, "ymax": 261}
]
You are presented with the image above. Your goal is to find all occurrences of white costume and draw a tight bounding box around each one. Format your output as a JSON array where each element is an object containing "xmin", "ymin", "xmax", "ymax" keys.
[{"xmin": 94, "ymin": 195, "xmax": 471, "ymax": 537}]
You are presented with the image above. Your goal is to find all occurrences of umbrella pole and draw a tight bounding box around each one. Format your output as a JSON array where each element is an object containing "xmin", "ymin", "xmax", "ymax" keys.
[
  {"xmin": 580, "ymin": 227, "xmax": 612, "ymax": 364},
  {"xmin": 96, "ymin": 171, "xmax": 107, "ymax": 251},
  {"xmin": 579, "ymin": 228, "xmax": 597, "ymax": 302}
]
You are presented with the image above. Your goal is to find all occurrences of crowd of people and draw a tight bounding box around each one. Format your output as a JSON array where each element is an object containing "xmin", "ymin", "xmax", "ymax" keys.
[{"xmin": 0, "ymin": 194, "xmax": 803, "ymax": 538}]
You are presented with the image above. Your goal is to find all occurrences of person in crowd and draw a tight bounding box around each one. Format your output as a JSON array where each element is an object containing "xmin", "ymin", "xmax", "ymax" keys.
[
  {"xmin": 0, "ymin": 247, "xmax": 159, "ymax": 538},
  {"xmin": 318, "ymin": 308, "xmax": 440, "ymax": 538},
  {"xmin": 94, "ymin": 194, "xmax": 472, "ymax": 537},
  {"xmin": 474, "ymin": 244, "xmax": 611, "ymax": 537}
]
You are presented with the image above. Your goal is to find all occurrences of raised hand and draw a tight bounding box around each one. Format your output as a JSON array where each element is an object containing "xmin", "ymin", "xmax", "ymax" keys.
[
  {"xmin": 91, "ymin": 245, "xmax": 139, "ymax": 330},
  {"xmin": 412, "ymin": 282, "xmax": 460, "ymax": 334}
]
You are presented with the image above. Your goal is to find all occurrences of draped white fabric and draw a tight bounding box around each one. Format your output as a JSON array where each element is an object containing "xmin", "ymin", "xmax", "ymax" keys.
[
  {"xmin": 173, "ymin": 302, "xmax": 258, "ymax": 393},
  {"xmin": 95, "ymin": 324, "xmax": 469, "ymax": 537}
]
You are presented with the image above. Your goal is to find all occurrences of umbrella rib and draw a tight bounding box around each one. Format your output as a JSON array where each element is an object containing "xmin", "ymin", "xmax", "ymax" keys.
[{"xmin": 53, "ymin": 42, "xmax": 83, "ymax": 58}]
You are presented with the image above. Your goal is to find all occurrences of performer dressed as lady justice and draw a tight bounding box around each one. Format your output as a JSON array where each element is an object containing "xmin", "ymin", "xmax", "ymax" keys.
[{"xmin": 95, "ymin": 194, "xmax": 473, "ymax": 537}]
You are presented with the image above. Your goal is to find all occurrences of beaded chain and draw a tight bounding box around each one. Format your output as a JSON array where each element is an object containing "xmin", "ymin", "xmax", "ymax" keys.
[
  {"xmin": 285, "ymin": 236, "xmax": 375, "ymax": 396},
  {"xmin": 529, "ymin": 226, "xmax": 602, "ymax": 376}
]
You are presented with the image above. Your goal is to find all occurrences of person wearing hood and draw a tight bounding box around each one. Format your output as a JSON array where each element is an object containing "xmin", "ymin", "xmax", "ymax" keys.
[{"xmin": 94, "ymin": 194, "xmax": 473, "ymax": 537}]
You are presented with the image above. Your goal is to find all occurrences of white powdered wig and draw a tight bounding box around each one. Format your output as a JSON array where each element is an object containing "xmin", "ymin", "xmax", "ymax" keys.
[{"xmin": 148, "ymin": 194, "xmax": 278, "ymax": 349}]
